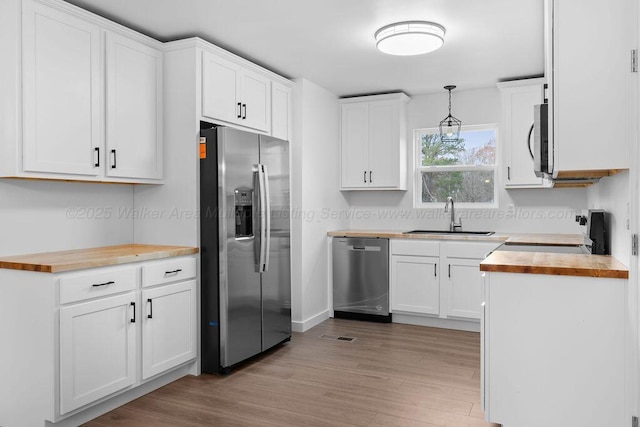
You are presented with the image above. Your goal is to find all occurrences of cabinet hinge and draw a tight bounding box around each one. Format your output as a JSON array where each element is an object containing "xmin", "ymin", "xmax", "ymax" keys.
[
  {"xmin": 632, "ymin": 234, "xmax": 638, "ymax": 256},
  {"xmin": 632, "ymin": 415, "xmax": 638, "ymax": 427},
  {"xmin": 632, "ymin": 49, "xmax": 638, "ymax": 73},
  {"xmin": 543, "ymin": 83, "xmax": 549, "ymax": 104}
]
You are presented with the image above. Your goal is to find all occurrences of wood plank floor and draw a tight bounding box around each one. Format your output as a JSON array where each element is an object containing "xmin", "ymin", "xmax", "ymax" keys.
[{"xmin": 85, "ymin": 319, "xmax": 499, "ymax": 427}]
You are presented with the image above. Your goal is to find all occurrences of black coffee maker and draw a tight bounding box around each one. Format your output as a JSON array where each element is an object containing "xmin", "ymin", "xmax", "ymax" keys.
[{"xmin": 586, "ymin": 210, "xmax": 609, "ymax": 255}]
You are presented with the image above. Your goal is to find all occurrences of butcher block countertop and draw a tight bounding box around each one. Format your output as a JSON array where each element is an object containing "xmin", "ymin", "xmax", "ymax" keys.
[
  {"xmin": 480, "ymin": 250, "xmax": 629, "ymax": 279},
  {"xmin": 0, "ymin": 244, "xmax": 199, "ymax": 273},
  {"xmin": 328, "ymin": 230, "xmax": 628, "ymax": 278},
  {"xmin": 327, "ymin": 230, "xmax": 586, "ymax": 246}
]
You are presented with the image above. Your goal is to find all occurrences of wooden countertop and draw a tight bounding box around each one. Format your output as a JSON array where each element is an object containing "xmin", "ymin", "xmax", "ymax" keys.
[
  {"xmin": 327, "ymin": 230, "xmax": 586, "ymax": 245},
  {"xmin": 480, "ymin": 250, "xmax": 628, "ymax": 279},
  {"xmin": 328, "ymin": 229, "xmax": 627, "ymax": 278},
  {"xmin": 0, "ymin": 244, "xmax": 199, "ymax": 273}
]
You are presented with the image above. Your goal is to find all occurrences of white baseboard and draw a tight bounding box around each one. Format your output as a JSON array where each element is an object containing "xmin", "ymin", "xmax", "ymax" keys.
[
  {"xmin": 48, "ymin": 362, "xmax": 195, "ymax": 427},
  {"xmin": 392, "ymin": 313, "xmax": 480, "ymax": 332},
  {"xmin": 292, "ymin": 309, "xmax": 331, "ymax": 332}
]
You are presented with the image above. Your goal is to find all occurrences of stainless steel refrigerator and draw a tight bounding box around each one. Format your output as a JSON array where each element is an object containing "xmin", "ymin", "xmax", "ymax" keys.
[{"xmin": 200, "ymin": 125, "xmax": 291, "ymax": 374}]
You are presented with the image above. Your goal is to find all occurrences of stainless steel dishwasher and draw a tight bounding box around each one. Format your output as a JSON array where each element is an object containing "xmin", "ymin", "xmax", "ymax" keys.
[{"xmin": 332, "ymin": 237, "xmax": 390, "ymax": 322}]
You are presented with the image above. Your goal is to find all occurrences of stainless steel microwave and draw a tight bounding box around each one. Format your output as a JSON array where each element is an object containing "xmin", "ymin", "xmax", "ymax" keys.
[{"xmin": 532, "ymin": 103, "xmax": 549, "ymax": 177}]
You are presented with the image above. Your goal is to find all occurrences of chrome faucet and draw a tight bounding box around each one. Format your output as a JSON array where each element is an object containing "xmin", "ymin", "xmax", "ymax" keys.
[{"xmin": 444, "ymin": 196, "xmax": 462, "ymax": 232}]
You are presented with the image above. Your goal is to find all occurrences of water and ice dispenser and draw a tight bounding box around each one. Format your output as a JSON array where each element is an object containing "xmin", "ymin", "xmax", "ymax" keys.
[{"xmin": 234, "ymin": 189, "xmax": 253, "ymax": 238}]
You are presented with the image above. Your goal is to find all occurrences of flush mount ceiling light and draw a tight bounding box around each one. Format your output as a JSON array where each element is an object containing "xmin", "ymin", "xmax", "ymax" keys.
[
  {"xmin": 374, "ymin": 21, "xmax": 446, "ymax": 56},
  {"xmin": 439, "ymin": 85, "xmax": 462, "ymax": 143}
]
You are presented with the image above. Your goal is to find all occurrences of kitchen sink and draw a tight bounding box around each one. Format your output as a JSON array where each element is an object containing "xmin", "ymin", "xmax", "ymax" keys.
[{"xmin": 404, "ymin": 230, "xmax": 495, "ymax": 236}]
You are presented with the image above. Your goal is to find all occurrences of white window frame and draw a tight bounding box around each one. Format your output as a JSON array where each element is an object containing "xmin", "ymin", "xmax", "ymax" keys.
[{"xmin": 414, "ymin": 124, "xmax": 499, "ymax": 209}]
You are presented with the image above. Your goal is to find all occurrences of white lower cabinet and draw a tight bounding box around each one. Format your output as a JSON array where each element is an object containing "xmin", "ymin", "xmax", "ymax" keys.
[
  {"xmin": 60, "ymin": 292, "xmax": 137, "ymax": 414},
  {"xmin": 482, "ymin": 271, "xmax": 626, "ymax": 427},
  {"xmin": 0, "ymin": 255, "xmax": 197, "ymax": 426},
  {"xmin": 390, "ymin": 239, "xmax": 500, "ymax": 326},
  {"xmin": 391, "ymin": 255, "xmax": 439, "ymax": 315},
  {"xmin": 142, "ymin": 280, "xmax": 197, "ymax": 379},
  {"xmin": 444, "ymin": 259, "xmax": 483, "ymax": 319}
]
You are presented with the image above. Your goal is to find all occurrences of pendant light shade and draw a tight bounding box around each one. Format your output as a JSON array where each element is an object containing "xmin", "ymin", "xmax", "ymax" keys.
[
  {"xmin": 439, "ymin": 85, "xmax": 462, "ymax": 143},
  {"xmin": 375, "ymin": 21, "xmax": 445, "ymax": 56}
]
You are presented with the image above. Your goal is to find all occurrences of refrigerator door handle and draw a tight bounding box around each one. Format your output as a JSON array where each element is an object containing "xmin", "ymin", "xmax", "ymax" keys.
[
  {"xmin": 262, "ymin": 164, "xmax": 271, "ymax": 272},
  {"xmin": 257, "ymin": 164, "xmax": 269, "ymax": 272}
]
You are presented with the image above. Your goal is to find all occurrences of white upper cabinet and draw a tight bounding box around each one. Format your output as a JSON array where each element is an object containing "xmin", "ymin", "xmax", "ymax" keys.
[
  {"xmin": 201, "ymin": 53, "xmax": 241, "ymax": 125},
  {"xmin": 368, "ymin": 100, "xmax": 401, "ymax": 187},
  {"xmin": 340, "ymin": 93, "xmax": 409, "ymax": 190},
  {"xmin": 22, "ymin": 0, "xmax": 102, "ymax": 177},
  {"xmin": 202, "ymin": 50, "xmax": 271, "ymax": 133},
  {"xmin": 105, "ymin": 31, "xmax": 163, "ymax": 180},
  {"xmin": 271, "ymin": 81, "xmax": 291, "ymax": 141},
  {"xmin": 240, "ymin": 69, "xmax": 270, "ymax": 132},
  {"xmin": 545, "ymin": 0, "xmax": 632, "ymax": 178},
  {"xmin": 498, "ymin": 79, "xmax": 551, "ymax": 188},
  {"xmin": 2, "ymin": 0, "xmax": 163, "ymax": 183},
  {"xmin": 340, "ymin": 102, "xmax": 369, "ymax": 188}
]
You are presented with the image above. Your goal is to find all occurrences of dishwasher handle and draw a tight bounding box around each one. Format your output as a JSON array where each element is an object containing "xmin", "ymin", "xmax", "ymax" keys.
[{"xmin": 347, "ymin": 245, "xmax": 382, "ymax": 252}]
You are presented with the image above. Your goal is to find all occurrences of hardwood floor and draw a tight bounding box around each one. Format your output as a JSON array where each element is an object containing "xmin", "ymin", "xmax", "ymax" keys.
[{"xmin": 85, "ymin": 319, "xmax": 499, "ymax": 427}]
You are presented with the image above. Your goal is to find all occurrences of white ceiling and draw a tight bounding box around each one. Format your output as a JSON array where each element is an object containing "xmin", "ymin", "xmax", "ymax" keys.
[{"xmin": 64, "ymin": 0, "xmax": 544, "ymax": 97}]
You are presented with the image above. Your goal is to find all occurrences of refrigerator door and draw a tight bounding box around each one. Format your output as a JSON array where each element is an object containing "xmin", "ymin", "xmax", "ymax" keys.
[
  {"xmin": 218, "ymin": 127, "xmax": 263, "ymax": 367},
  {"xmin": 259, "ymin": 135, "xmax": 291, "ymax": 350}
]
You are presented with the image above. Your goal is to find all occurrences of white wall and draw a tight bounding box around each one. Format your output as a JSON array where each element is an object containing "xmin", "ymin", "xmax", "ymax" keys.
[
  {"xmin": 346, "ymin": 87, "xmax": 588, "ymax": 233},
  {"xmin": 290, "ymin": 78, "xmax": 348, "ymax": 331},
  {"xmin": 586, "ymin": 171, "xmax": 631, "ymax": 266},
  {"xmin": 0, "ymin": 180, "xmax": 133, "ymax": 256}
]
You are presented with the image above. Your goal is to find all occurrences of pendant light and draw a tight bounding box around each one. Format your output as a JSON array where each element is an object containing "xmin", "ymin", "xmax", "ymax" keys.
[{"xmin": 439, "ymin": 85, "xmax": 462, "ymax": 143}]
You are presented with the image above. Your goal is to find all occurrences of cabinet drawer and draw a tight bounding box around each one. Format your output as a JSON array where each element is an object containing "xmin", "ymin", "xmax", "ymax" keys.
[
  {"xmin": 390, "ymin": 239, "xmax": 439, "ymax": 257},
  {"xmin": 142, "ymin": 256, "xmax": 196, "ymax": 288},
  {"xmin": 60, "ymin": 266, "xmax": 138, "ymax": 304},
  {"xmin": 442, "ymin": 242, "xmax": 501, "ymax": 259}
]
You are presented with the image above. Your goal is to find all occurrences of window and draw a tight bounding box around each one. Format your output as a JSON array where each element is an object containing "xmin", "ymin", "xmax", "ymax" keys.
[{"xmin": 414, "ymin": 124, "xmax": 498, "ymax": 208}]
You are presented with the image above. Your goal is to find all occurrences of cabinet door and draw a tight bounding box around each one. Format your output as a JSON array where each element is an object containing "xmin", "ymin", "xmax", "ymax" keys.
[
  {"xmin": 271, "ymin": 81, "xmax": 291, "ymax": 140},
  {"xmin": 552, "ymin": 0, "xmax": 629, "ymax": 174},
  {"xmin": 105, "ymin": 32, "xmax": 163, "ymax": 180},
  {"xmin": 142, "ymin": 280, "xmax": 197, "ymax": 379},
  {"xmin": 390, "ymin": 255, "xmax": 439, "ymax": 315},
  {"xmin": 202, "ymin": 52, "xmax": 241, "ymax": 125},
  {"xmin": 240, "ymin": 69, "xmax": 271, "ymax": 132},
  {"xmin": 340, "ymin": 103, "xmax": 369, "ymax": 189},
  {"xmin": 502, "ymin": 84, "xmax": 545, "ymax": 187},
  {"xmin": 368, "ymin": 100, "xmax": 400, "ymax": 188},
  {"xmin": 60, "ymin": 293, "xmax": 137, "ymax": 414},
  {"xmin": 22, "ymin": 1, "xmax": 101, "ymax": 177},
  {"xmin": 444, "ymin": 259, "xmax": 482, "ymax": 320}
]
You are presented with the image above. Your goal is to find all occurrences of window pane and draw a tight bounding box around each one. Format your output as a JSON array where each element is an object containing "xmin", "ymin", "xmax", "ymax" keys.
[
  {"xmin": 419, "ymin": 129, "xmax": 496, "ymax": 167},
  {"xmin": 421, "ymin": 170, "xmax": 495, "ymax": 203}
]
